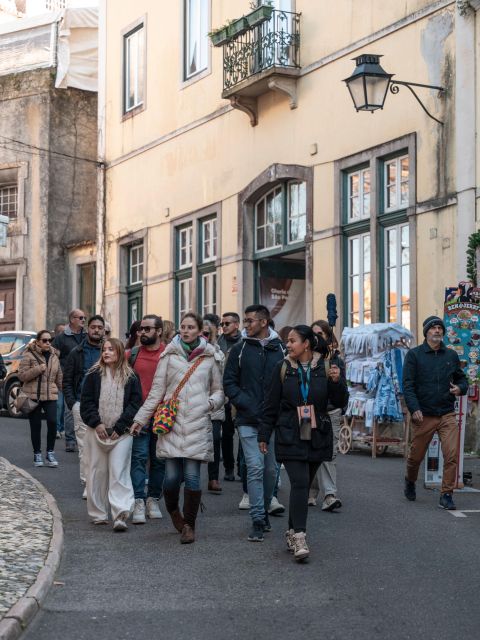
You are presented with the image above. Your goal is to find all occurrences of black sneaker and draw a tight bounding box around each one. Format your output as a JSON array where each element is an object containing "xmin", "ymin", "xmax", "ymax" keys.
[
  {"xmin": 263, "ymin": 513, "xmax": 272, "ymax": 532},
  {"xmin": 404, "ymin": 478, "xmax": 416, "ymax": 501},
  {"xmin": 438, "ymin": 493, "xmax": 456, "ymax": 510},
  {"xmin": 248, "ymin": 521, "xmax": 264, "ymax": 542}
]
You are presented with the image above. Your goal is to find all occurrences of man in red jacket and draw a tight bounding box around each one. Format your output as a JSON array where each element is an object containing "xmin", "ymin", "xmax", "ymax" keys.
[{"xmin": 126, "ymin": 314, "xmax": 166, "ymax": 524}]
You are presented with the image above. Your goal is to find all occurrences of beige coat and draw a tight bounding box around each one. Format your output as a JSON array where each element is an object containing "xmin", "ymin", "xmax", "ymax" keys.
[
  {"xmin": 134, "ymin": 336, "xmax": 224, "ymax": 462},
  {"xmin": 18, "ymin": 343, "xmax": 63, "ymax": 401}
]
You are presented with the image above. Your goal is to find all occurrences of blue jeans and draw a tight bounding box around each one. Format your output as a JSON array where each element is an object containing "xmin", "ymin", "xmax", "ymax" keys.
[
  {"xmin": 238, "ymin": 441, "xmax": 248, "ymax": 494},
  {"xmin": 131, "ymin": 431, "xmax": 166, "ymax": 500},
  {"xmin": 163, "ymin": 458, "xmax": 201, "ymax": 492},
  {"xmin": 273, "ymin": 463, "xmax": 281, "ymax": 499},
  {"xmin": 56, "ymin": 391, "xmax": 65, "ymax": 433},
  {"xmin": 238, "ymin": 425, "xmax": 277, "ymax": 523}
]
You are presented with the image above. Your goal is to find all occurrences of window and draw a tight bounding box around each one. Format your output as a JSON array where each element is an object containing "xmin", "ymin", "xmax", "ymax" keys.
[
  {"xmin": 129, "ymin": 244, "xmax": 144, "ymax": 285},
  {"xmin": 79, "ymin": 262, "xmax": 96, "ymax": 320},
  {"xmin": 385, "ymin": 224, "xmax": 410, "ymax": 329},
  {"xmin": 184, "ymin": 0, "xmax": 209, "ymax": 80},
  {"xmin": 124, "ymin": 24, "xmax": 145, "ymax": 113},
  {"xmin": 255, "ymin": 181, "xmax": 306, "ymax": 253},
  {"xmin": 175, "ymin": 215, "xmax": 219, "ymax": 323},
  {"xmin": 347, "ymin": 168, "xmax": 370, "ymax": 222},
  {"xmin": 0, "ymin": 185, "xmax": 17, "ymax": 219},
  {"xmin": 384, "ymin": 155, "xmax": 409, "ymax": 212},
  {"xmin": 348, "ymin": 233, "xmax": 371, "ymax": 327},
  {"xmin": 201, "ymin": 272, "xmax": 217, "ymax": 315},
  {"xmin": 178, "ymin": 225, "xmax": 193, "ymax": 268},
  {"xmin": 201, "ymin": 218, "xmax": 217, "ymax": 263}
]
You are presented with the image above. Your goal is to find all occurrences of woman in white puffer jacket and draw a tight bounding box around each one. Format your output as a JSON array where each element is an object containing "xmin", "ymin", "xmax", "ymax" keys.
[{"xmin": 131, "ymin": 312, "xmax": 224, "ymax": 544}]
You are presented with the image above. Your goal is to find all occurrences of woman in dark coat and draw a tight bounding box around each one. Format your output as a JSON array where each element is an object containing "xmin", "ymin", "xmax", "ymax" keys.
[{"xmin": 258, "ymin": 325, "xmax": 348, "ymax": 562}]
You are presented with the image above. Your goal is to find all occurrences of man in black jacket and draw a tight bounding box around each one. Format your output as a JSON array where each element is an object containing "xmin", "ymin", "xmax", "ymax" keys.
[
  {"xmin": 218, "ymin": 312, "xmax": 242, "ymax": 482},
  {"xmin": 403, "ymin": 315, "xmax": 468, "ymax": 510},
  {"xmin": 53, "ymin": 309, "xmax": 86, "ymax": 451},
  {"xmin": 63, "ymin": 315, "xmax": 105, "ymax": 495},
  {"xmin": 223, "ymin": 304, "xmax": 285, "ymax": 541}
]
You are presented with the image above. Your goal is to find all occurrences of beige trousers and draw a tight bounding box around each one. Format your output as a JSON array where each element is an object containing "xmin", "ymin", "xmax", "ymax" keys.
[
  {"xmin": 309, "ymin": 409, "xmax": 342, "ymax": 500},
  {"xmin": 84, "ymin": 427, "xmax": 134, "ymax": 522},
  {"xmin": 72, "ymin": 402, "xmax": 88, "ymax": 484}
]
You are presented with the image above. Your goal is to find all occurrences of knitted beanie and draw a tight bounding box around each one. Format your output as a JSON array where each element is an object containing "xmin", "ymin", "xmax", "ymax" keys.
[{"xmin": 423, "ymin": 315, "xmax": 446, "ymax": 337}]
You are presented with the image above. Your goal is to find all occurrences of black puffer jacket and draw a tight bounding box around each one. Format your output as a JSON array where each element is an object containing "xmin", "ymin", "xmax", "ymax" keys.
[
  {"xmin": 403, "ymin": 341, "xmax": 468, "ymax": 416},
  {"xmin": 223, "ymin": 330, "xmax": 286, "ymax": 427},
  {"xmin": 80, "ymin": 369, "xmax": 142, "ymax": 436},
  {"xmin": 258, "ymin": 354, "xmax": 349, "ymax": 463}
]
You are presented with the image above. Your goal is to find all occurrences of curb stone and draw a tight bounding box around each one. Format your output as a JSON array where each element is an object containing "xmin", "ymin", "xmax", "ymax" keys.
[{"xmin": 0, "ymin": 458, "xmax": 64, "ymax": 640}]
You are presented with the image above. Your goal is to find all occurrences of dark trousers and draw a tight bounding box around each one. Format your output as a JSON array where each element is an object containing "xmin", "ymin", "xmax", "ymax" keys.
[
  {"xmin": 29, "ymin": 400, "xmax": 57, "ymax": 454},
  {"xmin": 221, "ymin": 405, "xmax": 235, "ymax": 473},
  {"xmin": 284, "ymin": 460, "xmax": 321, "ymax": 533},
  {"xmin": 208, "ymin": 420, "xmax": 223, "ymax": 481},
  {"xmin": 238, "ymin": 441, "xmax": 248, "ymax": 493}
]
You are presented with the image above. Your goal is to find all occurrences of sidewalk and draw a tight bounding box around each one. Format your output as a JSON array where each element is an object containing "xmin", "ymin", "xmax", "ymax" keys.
[{"xmin": 0, "ymin": 457, "xmax": 63, "ymax": 640}]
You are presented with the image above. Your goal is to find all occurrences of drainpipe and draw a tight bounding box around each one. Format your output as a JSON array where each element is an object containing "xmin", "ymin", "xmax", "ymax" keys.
[
  {"xmin": 455, "ymin": 1, "xmax": 477, "ymax": 280},
  {"xmin": 96, "ymin": 0, "xmax": 107, "ymax": 316}
]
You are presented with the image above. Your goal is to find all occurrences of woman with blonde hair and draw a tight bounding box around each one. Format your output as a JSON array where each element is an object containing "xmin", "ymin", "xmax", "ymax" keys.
[
  {"xmin": 131, "ymin": 312, "xmax": 224, "ymax": 544},
  {"xmin": 80, "ymin": 338, "xmax": 142, "ymax": 531}
]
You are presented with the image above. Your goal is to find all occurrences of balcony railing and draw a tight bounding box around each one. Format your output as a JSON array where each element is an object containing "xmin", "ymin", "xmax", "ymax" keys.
[{"xmin": 222, "ymin": 10, "xmax": 301, "ymax": 94}]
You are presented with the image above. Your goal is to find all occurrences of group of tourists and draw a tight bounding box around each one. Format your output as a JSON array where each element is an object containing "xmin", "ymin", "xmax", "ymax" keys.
[{"xmin": 17, "ymin": 303, "xmax": 468, "ymax": 562}]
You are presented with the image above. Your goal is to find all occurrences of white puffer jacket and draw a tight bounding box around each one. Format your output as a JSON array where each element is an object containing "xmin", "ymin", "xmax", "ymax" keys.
[{"xmin": 133, "ymin": 336, "xmax": 225, "ymax": 462}]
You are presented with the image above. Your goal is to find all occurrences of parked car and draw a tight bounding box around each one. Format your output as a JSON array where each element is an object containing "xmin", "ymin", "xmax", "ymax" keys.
[{"xmin": 0, "ymin": 331, "xmax": 36, "ymax": 417}]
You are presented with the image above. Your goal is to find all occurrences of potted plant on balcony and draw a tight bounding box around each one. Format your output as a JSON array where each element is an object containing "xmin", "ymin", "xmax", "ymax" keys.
[
  {"xmin": 246, "ymin": 1, "xmax": 274, "ymax": 28},
  {"xmin": 226, "ymin": 16, "xmax": 249, "ymax": 38},
  {"xmin": 209, "ymin": 24, "xmax": 231, "ymax": 47}
]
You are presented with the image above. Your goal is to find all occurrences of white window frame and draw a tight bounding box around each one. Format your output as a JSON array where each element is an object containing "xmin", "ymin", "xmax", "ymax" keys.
[
  {"xmin": 255, "ymin": 185, "xmax": 283, "ymax": 253},
  {"xmin": 184, "ymin": 0, "xmax": 209, "ymax": 81},
  {"xmin": 384, "ymin": 155, "xmax": 409, "ymax": 213},
  {"xmin": 124, "ymin": 24, "xmax": 145, "ymax": 113},
  {"xmin": 178, "ymin": 277, "xmax": 192, "ymax": 319},
  {"xmin": 129, "ymin": 244, "xmax": 144, "ymax": 286},
  {"xmin": 384, "ymin": 223, "xmax": 410, "ymax": 329},
  {"xmin": 348, "ymin": 232, "xmax": 371, "ymax": 327},
  {"xmin": 287, "ymin": 181, "xmax": 307, "ymax": 244},
  {"xmin": 0, "ymin": 184, "xmax": 17, "ymax": 219},
  {"xmin": 347, "ymin": 167, "xmax": 371, "ymax": 222},
  {"xmin": 178, "ymin": 225, "xmax": 193, "ymax": 269},
  {"xmin": 201, "ymin": 218, "xmax": 217, "ymax": 263},
  {"xmin": 201, "ymin": 271, "xmax": 217, "ymax": 315}
]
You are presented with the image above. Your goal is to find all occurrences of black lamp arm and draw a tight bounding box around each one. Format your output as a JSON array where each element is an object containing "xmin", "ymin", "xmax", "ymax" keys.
[{"xmin": 389, "ymin": 80, "xmax": 445, "ymax": 125}]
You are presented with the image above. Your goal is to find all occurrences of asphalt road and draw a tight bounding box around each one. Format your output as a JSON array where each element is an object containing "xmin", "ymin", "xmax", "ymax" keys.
[{"xmin": 2, "ymin": 414, "xmax": 480, "ymax": 640}]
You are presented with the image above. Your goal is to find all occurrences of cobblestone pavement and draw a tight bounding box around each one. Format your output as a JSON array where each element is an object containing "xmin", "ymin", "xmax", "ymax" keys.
[{"xmin": 0, "ymin": 458, "xmax": 53, "ymax": 620}]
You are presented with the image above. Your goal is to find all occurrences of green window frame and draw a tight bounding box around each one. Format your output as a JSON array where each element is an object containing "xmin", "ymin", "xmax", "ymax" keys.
[{"xmin": 197, "ymin": 215, "xmax": 217, "ymax": 316}]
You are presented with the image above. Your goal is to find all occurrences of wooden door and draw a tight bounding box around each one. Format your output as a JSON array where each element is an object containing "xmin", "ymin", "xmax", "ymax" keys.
[{"xmin": 0, "ymin": 280, "xmax": 15, "ymax": 330}]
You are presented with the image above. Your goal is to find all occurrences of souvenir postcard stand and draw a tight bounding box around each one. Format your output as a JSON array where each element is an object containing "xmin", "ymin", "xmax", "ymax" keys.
[{"xmin": 338, "ymin": 323, "xmax": 414, "ymax": 458}]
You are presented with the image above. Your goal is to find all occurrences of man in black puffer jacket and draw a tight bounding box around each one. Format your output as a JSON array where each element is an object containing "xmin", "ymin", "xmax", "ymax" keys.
[
  {"xmin": 223, "ymin": 304, "xmax": 285, "ymax": 542},
  {"xmin": 403, "ymin": 315, "xmax": 468, "ymax": 511}
]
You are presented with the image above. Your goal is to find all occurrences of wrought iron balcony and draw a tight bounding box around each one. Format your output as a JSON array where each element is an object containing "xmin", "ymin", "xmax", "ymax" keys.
[{"xmin": 221, "ymin": 10, "xmax": 301, "ymax": 126}]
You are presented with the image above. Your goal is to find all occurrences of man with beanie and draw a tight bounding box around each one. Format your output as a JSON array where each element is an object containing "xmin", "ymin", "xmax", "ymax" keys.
[{"xmin": 403, "ymin": 315, "xmax": 468, "ymax": 509}]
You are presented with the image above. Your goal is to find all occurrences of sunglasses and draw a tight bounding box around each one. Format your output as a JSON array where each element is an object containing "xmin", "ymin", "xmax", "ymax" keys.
[
  {"xmin": 73, "ymin": 316, "xmax": 86, "ymax": 320},
  {"xmin": 40, "ymin": 338, "xmax": 52, "ymax": 343},
  {"xmin": 139, "ymin": 326, "xmax": 155, "ymax": 333},
  {"xmin": 220, "ymin": 321, "xmax": 234, "ymax": 327}
]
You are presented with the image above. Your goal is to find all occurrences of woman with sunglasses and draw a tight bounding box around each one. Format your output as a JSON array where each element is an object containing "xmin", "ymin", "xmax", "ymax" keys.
[{"xmin": 19, "ymin": 330, "xmax": 63, "ymax": 468}]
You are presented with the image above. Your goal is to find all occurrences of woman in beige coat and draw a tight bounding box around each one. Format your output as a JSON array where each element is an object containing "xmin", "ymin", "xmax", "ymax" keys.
[
  {"xmin": 18, "ymin": 330, "xmax": 62, "ymax": 468},
  {"xmin": 131, "ymin": 312, "xmax": 224, "ymax": 544}
]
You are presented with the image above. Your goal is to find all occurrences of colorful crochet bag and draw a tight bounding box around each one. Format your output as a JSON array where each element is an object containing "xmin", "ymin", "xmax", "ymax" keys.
[{"xmin": 152, "ymin": 356, "xmax": 205, "ymax": 435}]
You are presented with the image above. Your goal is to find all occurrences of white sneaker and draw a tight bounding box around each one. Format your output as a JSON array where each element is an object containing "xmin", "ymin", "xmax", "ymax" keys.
[
  {"xmin": 33, "ymin": 453, "xmax": 44, "ymax": 467},
  {"xmin": 113, "ymin": 513, "xmax": 128, "ymax": 532},
  {"xmin": 308, "ymin": 497, "xmax": 317, "ymax": 507},
  {"xmin": 321, "ymin": 495, "xmax": 342, "ymax": 511},
  {"xmin": 293, "ymin": 532, "xmax": 309, "ymax": 561},
  {"xmin": 82, "ymin": 486, "xmax": 87, "ymax": 500},
  {"xmin": 45, "ymin": 451, "xmax": 58, "ymax": 468},
  {"xmin": 146, "ymin": 497, "xmax": 163, "ymax": 519},
  {"xmin": 285, "ymin": 529, "xmax": 295, "ymax": 553},
  {"xmin": 132, "ymin": 498, "xmax": 146, "ymax": 524},
  {"xmin": 238, "ymin": 493, "xmax": 250, "ymax": 510},
  {"xmin": 268, "ymin": 496, "xmax": 286, "ymax": 515}
]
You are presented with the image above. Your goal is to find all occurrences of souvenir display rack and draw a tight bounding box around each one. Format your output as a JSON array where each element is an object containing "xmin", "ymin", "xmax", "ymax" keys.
[{"xmin": 338, "ymin": 323, "xmax": 414, "ymax": 458}]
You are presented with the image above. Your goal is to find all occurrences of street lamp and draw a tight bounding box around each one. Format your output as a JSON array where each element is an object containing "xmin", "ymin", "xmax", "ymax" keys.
[{"xmin": 344, "ymin": 54, "xmax": 445, "ymax": 125}]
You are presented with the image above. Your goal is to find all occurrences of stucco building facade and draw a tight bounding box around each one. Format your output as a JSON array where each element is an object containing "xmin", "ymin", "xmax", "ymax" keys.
[{"xmin": 99, "ymin": 0, "xmax": 480, "ymax": 341}]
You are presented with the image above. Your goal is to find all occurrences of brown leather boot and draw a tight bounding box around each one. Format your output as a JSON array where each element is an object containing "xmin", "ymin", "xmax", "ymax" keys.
[
  {"xmin": 208, "ymin": 480, "xmax": 222, "ymax": 493},
  {"xmin": 163, "ymin": 488, "xmax": 185, "ymax": 533},
  {"xmin": 180, "ymin": 488, "xmax": 202, "ymax": 544}
]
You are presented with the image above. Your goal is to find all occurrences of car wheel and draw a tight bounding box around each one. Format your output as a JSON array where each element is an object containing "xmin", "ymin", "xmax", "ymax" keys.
[{"xmin": 7, "ymin": 381, "xmax": 22, "ymax": 418}]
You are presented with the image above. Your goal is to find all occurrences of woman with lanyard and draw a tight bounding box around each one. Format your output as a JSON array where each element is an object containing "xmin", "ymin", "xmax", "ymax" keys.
[{"xmin": 258, "ymin": 325, "xmax": 348, "ymax": 562}]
